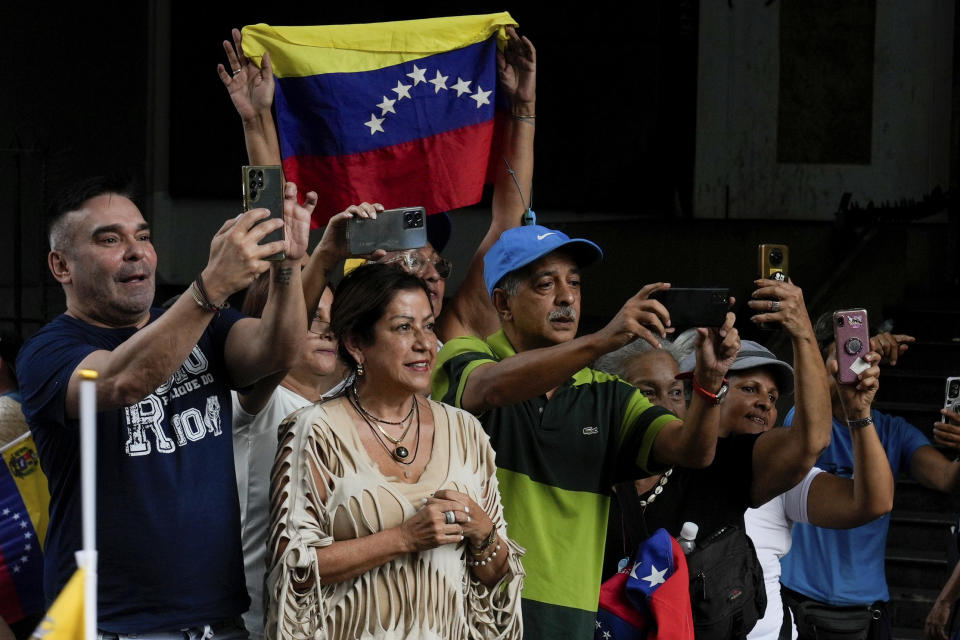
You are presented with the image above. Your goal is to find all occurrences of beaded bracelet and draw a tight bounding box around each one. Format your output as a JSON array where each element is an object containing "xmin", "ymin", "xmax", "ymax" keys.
[
  {"xmin": 190, "ymin": 273, "xmax": 229, "ymax": 313},
  {"xmin": 467, "ymin": 542, "xmax": 502, "ymax": 568}
]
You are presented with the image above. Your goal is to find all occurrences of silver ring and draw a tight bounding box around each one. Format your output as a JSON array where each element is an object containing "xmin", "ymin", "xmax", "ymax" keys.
[
  {"xmin": 232, "ymin": 68, "xmax": 242, "ymax": 77},
  {"xmin": 444, "ymin": 510, "xmax": 456, "ymax": 525},
  {"xmin": 770, "ymin": 300, "xmax": 781, "ymax": 312}
]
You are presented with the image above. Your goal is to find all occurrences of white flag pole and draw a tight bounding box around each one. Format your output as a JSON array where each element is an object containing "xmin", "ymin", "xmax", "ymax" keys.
[{"xmin": 78, "ymin": 369, "xmax": 98, "ymax": 640}]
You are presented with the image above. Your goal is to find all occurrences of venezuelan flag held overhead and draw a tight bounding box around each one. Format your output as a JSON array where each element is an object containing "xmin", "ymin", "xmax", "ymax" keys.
[
  {"xmin": 241, "ymin": 13, "xmax": 518, "ymax": 226},
  {"xmin": 0, "ymin": 432, "xmax": 49, "ymax": 626}
]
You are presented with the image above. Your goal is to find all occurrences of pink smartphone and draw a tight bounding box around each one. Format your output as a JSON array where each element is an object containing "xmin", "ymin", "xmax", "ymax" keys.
[{"xmin": 833, "ymin": 309, "xmax": 870, "ymax": 385}]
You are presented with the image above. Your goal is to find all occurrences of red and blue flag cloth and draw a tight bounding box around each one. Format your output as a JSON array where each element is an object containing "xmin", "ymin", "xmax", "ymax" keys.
[
  {"xmin": 241, "ymin": 13, "xmax": 518, "ymax": 227},
  {"xmin": 0, "ymin": 431, "xmax": 49, "ymax": 624},
  {"xmin": 596, "ymin": 528, "xmax": 694, "ymax": 640}
]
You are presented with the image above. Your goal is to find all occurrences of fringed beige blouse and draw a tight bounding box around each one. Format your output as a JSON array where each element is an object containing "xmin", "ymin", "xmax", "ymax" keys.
[{"xmin": 266, "ymin": 396, "xmax": 524, "ymax": 640}]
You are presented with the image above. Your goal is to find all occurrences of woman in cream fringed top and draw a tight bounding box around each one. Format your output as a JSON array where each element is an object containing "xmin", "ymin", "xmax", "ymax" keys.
[{"xmin": 266, "ymin": 264, "xmax": 524, "ymax": 640}]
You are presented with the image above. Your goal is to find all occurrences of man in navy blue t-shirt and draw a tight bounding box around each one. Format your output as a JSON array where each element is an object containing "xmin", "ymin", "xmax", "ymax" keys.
[{"xmin": 16, "ymin": 176, "xmax": 312, "ymax": 636}]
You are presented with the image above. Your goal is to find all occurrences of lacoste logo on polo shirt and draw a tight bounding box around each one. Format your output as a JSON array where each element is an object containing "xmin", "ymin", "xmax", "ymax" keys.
[
  {"xmin": 537, "ymin": 232, "xmax": 556, "ymax": 241},
  {"xmin": 582, "ymin": 426, "xmax": 599, "ymax": 435}
]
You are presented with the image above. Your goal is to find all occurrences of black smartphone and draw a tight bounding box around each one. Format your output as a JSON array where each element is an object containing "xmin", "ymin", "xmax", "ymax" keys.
[
  {"xmin": 347, "ymin": 207, "xmax": 428, "ymax": 255},
  {"xmin": 650, "ymin": 288, "xmax": 730, "ymax": 328},
  {"xmin": 241, "ymin": 165, "xmax": 285, "ymax": 261}
]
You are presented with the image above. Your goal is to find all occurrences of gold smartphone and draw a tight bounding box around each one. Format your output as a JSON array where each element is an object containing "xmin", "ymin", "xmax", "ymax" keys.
[{"xmin": 758, "ymin": 244, "xmax": 789, "ymax": 282}]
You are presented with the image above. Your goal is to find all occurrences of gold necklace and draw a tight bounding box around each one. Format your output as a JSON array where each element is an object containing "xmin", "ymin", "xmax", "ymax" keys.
[
  {"xmin": 351, "ymin": 385, "xmax": 415, "ymax": 446},
  {"xmin": 350, "ymin": 391, "xmax": 421, "ymax": 463}
]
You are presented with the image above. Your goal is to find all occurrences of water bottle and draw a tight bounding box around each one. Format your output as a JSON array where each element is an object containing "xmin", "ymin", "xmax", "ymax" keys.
[{"xmin": 677, "ymin": 521, "xmax": 698, "ymax": 555}]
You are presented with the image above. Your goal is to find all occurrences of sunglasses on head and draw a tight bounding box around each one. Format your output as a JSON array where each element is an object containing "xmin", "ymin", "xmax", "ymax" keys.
[{"xmin": 382, "ymin": 250, "xmax": 452, "ymax": 279}]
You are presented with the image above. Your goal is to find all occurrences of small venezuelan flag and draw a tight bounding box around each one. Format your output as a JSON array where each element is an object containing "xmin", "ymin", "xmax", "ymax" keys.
[
  {"xmin": 0, "ymin": 432, "xmax": 49, "ymax": 625},
  {"xmin": 241, "ymin": 13, "xmax": 518, "ymax": 226},
  {"xmin": 31, "ymin": 566, "xmax": 84, "ymax": 640}
]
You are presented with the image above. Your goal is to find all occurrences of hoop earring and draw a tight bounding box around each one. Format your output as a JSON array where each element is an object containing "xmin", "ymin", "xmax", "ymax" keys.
[{"xmin": 356, "ymin": 362, "xmax": 365, "ymax": 377}]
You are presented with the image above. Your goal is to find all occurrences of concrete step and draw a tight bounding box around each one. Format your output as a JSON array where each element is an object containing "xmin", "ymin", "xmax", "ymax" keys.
[
  {"xmin": 888, "ymin": 587, "xmax": 941, "ymax": 630},
  {"xmin": 892, "ymin": 309, "xmax": 960, "ymax": 343},
  {"xmin": 886, "ymin": 547, "xmax": 951, "ymax": 590},
  {"xmin": 887, "ymin": 510, "xmax": 957, "ymax": 550},
  {"xmin": 892, "ymin": 626, "xmax": 924, "ymax": 640},
  {"xmin": 876, "ymin": 370, "xmax": 953, "ymax": 406},
  {"xmin": 893, "ymin": 477, "xmax": 960, "ymax": 514},
  {"xmin": 887, "ymin": 340, "xmax": 960, "ymax": 376}
]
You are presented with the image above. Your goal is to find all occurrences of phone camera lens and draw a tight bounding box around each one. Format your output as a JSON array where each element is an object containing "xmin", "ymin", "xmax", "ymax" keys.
[
  {"xmin": 951, "ymin": 381, "xmax": 960, "ymax": 397},
  {"xmin": 836, "ymin": 316, "xmax": 844, "ymax": 327},
  {"xmin": 844, "ymin": 337, "xmax": 863, "ymax": 355},
  {"xmin": 250, "ymin": 188, "xmax": 258, "ymax": 200},
  {"xmin": 248, "ymin": 170, "xmax": 256, "ymax": 179},
  {"xmin": 769, "ymin": 248, "xmax": 783, "ymax": 266}
]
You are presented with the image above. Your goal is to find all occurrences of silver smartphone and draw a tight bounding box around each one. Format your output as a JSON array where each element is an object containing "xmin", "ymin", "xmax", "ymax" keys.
[{"xmin": 347, "ymin": 206, "xmax": 427, "ymax": 255}]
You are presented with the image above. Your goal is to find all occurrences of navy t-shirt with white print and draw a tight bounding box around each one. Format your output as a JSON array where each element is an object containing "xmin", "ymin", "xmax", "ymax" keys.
[{"xmin": 17, "ymin": 308, "xmax": 249, "ymax": 632}]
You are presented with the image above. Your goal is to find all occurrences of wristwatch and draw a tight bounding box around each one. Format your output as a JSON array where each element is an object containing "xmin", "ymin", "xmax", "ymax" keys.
[{"xmin": 693, "ymin": 377, "xmax": 728, "ymax": 406}]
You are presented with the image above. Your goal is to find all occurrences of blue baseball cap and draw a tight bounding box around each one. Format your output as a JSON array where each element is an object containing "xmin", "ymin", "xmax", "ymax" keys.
[{"xmin": 483, "ymin": 225, "xmax": 604, "ymax": 295}]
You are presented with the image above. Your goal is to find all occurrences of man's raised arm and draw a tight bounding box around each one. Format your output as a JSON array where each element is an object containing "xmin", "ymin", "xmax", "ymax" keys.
[
  {"xmin": 62, "ymin": 209, "xmax": 290, "ymax": 419},
  {"xmin": 224, "ymin": 182, "xmax": 311, "ymax": 388},
  {"xmin": 440, "ymin": 27, "xmax": 537, "ymax": 340}
]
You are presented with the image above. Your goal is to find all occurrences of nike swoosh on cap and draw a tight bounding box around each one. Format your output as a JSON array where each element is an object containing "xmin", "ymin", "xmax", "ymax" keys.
[{"xmin": 537, "ymin": 233, "xmax": 556, "ymax": 241}]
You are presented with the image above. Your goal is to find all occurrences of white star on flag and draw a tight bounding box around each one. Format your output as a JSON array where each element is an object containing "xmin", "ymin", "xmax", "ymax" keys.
[
  {"xmin": 429, "ymin": 70, "xmax": 449, "ymax": 93},
  {"xmin": 364, "ymin": 114, "xmax": 385, "ymax": 135},
  {"xmin": 2, "ymin": 508, "xmax": 9, "ymax": 515},
  {"xmin": 24, "ymin": 544, "xmax": 32, "ymax": 552},
  {"xmin": 603, "ymin": 632, "xmax": 612, "ymax": 639},
  {"xmin": 629, "ymin": 561, "xmax": 641, "ymax": 580},
  {"xmin": 19, "ymin": 520, "xmax": 27, "ymax": 529},
  {"xmin": 470, "ymin": 85, "xmax": 491, "ymax": 108},
  {"xmin": 407, "ymin": 64, "xmax": 427, "ymax": 85},
  {"xmin": 12, "ymin": 513, "xmax": 20, "ymax": 520},
  {"xmin": 12, "ymin": 566, "xmax": 19, "ymax": 574},
  {"xmin": 24, "ymin": 531, "xmax": 32, "ymax": 539},
  {"xmin": 392, "ymin": 81, "xmax": 412, "ymax": 100},
  {"xmin": 377, "ymin": 96, "xmax": 396, "ymax": 115},
  {"xmin": 451, "ymin": 77, "xmax": 472, "ymax": 97},
  {"xmin": 643, "ymin": 564, "xmax": 668, "ymax": 587},
  {"xmin": 595, "ymin": 621, "xmax": 601, "ymax": 630}
]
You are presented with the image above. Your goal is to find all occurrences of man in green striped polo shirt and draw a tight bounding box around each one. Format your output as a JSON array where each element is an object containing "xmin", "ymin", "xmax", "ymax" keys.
[{"xmin": 432, "ymin": 224, "xmax": 742, "ymax": 639}]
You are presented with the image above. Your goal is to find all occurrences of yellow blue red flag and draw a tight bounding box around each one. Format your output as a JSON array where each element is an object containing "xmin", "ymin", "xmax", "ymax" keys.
[
  {"xmin": 30, "ymin": 566, "xmax": 84, "ymax": 640},
  {"xmin": 1, "ymin": 431, "xmax": 49, "ymax": 624},
  {"xmin": 241, "ymin": 13, "xmax": 518, "ymax": 226}
]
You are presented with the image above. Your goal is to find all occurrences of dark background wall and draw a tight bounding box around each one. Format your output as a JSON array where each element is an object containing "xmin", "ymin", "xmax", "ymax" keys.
[{"xmin": 2, "ymin": 1, "xmax": 957, "ymax": 348}]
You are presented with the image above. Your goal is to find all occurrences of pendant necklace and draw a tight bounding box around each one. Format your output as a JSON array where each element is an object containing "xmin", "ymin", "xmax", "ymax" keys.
[
  {"xmin": 350, "ymin": 389, "xmax": 421, "ymax": 465},
  {"xmin": 352, "ymin": 385, "xmax": 416, "ymax": 459}
]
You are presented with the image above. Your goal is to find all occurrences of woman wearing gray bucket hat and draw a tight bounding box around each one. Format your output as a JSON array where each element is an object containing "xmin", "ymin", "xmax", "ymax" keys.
[{"xmin": 602, "ymin": 278, "xmax": 893, "ymax": 640}]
